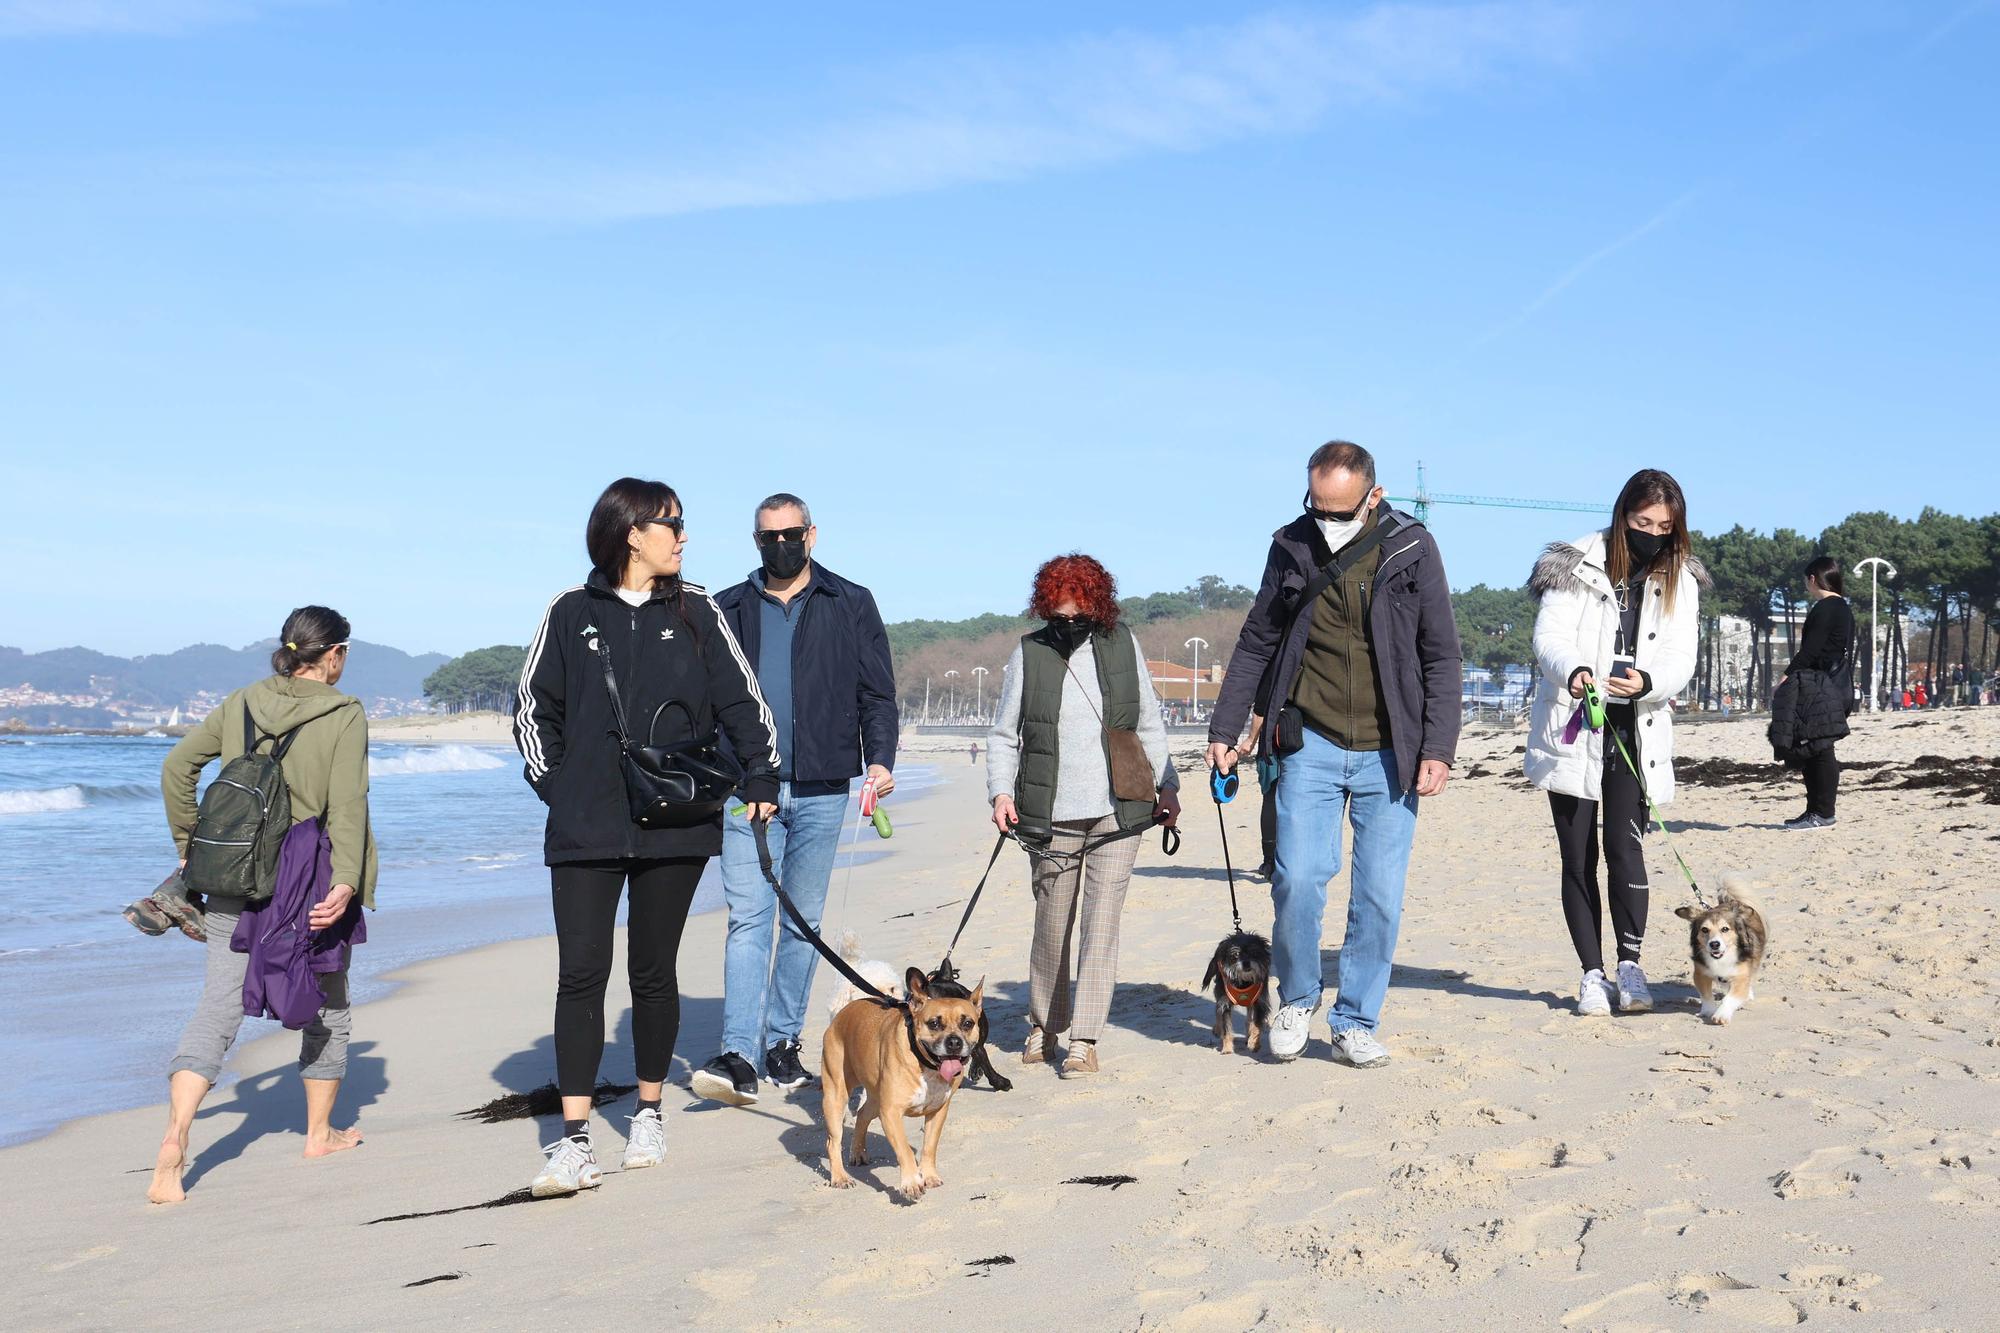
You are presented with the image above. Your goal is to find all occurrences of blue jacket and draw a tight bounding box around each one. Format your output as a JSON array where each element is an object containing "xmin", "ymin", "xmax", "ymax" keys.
[{"xmin": 715, "ymin": 562, "xmax": 899, "ymax": 786}]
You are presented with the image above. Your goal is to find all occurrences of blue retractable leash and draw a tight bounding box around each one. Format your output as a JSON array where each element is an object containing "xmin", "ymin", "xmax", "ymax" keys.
[{"xmin": 1211, "ymin": 764, "xmax": 1244, "ymax": 933}]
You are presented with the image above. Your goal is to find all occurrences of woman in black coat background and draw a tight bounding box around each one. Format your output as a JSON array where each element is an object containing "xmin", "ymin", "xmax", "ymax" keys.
[{"xmin": 1781, "ymin": 556, "xmax": 1856, "ymax": 828}]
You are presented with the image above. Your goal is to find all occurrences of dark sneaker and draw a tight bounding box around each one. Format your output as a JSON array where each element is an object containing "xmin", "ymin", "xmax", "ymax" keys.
[
  {"xmin": 690, "ymin": 1052, "xmax": 759, "ymax": 1106},
  {"xmin": 765, "ymin": 1040, "xmax": 811, "ymax": 1090},
  {"xmin": 1781, "ymin": 812, "xmax": 1816, "ymax": 829}
]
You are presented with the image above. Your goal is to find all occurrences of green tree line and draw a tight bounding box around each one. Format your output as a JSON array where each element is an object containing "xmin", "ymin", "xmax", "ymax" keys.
[{"xmin": 422, "ymin": 644, "xmax": 528, "ymax": 713}]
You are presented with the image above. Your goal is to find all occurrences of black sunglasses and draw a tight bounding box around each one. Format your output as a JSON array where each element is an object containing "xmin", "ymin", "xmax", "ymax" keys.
[
  {"xmin": 753, "ymin": 525, "xmax": 809, "ymax": 546},
  {"xmin": 1302, "ymin": 489, "xmax": 1373, "ymax": 523},
  {"xmin": 637, "ymin": 514, "xmax": 686, "ymax": 536}
]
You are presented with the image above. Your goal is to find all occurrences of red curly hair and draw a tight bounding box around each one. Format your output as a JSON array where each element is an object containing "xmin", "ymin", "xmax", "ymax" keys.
[{"xmin": 1029, "ymin": 553, "xmax": 1120, "ymax": 628}]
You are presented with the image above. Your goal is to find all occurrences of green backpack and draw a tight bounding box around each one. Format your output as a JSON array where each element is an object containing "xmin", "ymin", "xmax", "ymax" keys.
[{"xmin": 182, "ymin": 704, "xmax": 310, "ymax": 902}]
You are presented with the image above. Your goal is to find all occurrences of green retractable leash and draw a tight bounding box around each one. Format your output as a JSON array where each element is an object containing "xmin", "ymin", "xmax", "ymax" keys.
[{"xmin": 1576, "ymin": 679, "xmax": 1712, "ymax": 909}]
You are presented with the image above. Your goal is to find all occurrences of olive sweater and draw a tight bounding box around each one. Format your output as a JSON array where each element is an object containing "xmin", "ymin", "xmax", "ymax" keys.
[
  {"xmin": 1290, "ymin": 509, "xmax": 1393, "ymax": 751},
  {"xmin": 161, "ymin": 675, "xmax": 379, "ymax": 906}
]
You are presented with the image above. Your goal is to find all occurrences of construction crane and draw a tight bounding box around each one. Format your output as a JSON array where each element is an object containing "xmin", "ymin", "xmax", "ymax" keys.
[{"xmin": 1388, "ymin": 460, "xmax": 1609, "ymax": 523}]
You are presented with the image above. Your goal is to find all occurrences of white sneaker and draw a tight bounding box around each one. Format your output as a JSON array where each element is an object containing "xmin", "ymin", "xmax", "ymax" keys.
[
  {"xmin": 620, "ymin": 1108, "xmax": 665, "ymax": 1171},
  {"xmin": 1576, "ymin": 969, "xmax": 1612, "ymax": 1018},
  {"xmin": 1615, "ymin": 961, "xmax": 1653, "ymax": 1013},
  {"xmin": 1329, "ymin": 1027, "xmax": 1390, "ymax": 1068},
  {"xmin": 531, "ymin": 1134, "xmax": 603, "ymax": 1198},
  {"xmin": 1268, "ymin": 997, "xmax": 1321, "ymax": 1062}
]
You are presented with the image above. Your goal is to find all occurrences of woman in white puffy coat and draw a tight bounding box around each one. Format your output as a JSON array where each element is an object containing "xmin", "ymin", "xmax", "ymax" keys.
[{"xmin": 1523, "ymin": 469, "xmax": 1704, "ymax": 1019}]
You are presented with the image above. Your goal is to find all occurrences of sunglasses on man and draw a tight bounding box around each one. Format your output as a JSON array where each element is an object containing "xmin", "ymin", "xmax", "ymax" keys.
[
  {"xmin": 1301, "ymin": 490, "xmax": 1374, "ymax": 523},
  {"xmin": 753, "ymin": 526, "xmax": 810, "ymax": 547}
]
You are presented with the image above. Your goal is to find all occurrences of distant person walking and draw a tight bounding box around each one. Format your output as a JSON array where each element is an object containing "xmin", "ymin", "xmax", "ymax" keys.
[
  {"xmin": 1773, "ymin": 556, "xmax": 1855, "ymax": 828},
  {"xmin": 691, "ymin": 493, "xmax": 899, "ymax": 1106},
  {"xmin": 1524, "ymin": 469, "xmax": 1704, "ymax": 1019},
  {"xmin": 513, "ymin": 478, "xmax": 779, "ymax": 1196},
  {"xmin": 1208, "ymin": 440, "xmax": 1463, "ymax": 1068},
  {"xmin": 987, "ymin": 554, "xmax": 1181, "ymax": 1076},
  {"xmin": 148, "ymin": 606, "xmax": 377, "ymax": 1204}
]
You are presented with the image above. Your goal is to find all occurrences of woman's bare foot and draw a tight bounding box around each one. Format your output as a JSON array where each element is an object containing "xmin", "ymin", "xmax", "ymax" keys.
[
  {"xmin": 147, "ymin": 1136, "xmax": 188, "ymax": 1204},
  {"xmin": 302, "ymin": 1124, "xmax": 363, "ymax": 1159}
]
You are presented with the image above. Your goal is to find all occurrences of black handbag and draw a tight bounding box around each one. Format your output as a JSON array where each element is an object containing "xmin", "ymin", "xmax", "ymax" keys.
[{"xmin": 594, "ymin": 638, "xmax": 742, "ymax": 829}]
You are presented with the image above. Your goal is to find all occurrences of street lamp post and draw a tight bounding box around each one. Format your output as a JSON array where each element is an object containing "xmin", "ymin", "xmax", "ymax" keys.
[
  {"xmin": 944, "ymin": 669, "xmax": 960, "ymax": 721},
  {"xmin": 1854, "ymin": 556, "xmax": 1897, "ymax": 714},
  {"xmin": 972, "ymin": 666, "xmax": 989, "ymax": 720},
  {"xmin": 922, "ymin": 677, "xmax": 931, "ymax": 726},
  {"xmin": 1184, "ymin": 637, "xmax": 1208, "ymax": 722}
]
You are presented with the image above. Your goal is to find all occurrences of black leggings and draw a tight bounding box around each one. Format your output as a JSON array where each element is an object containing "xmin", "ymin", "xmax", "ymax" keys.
[
  {"xmin": 1802, "ymin": 745, "xmax": 1839, "ymax": 819},
  {"xmin": 1549, "ymin": 731, "xmax": 1649, "ymax": 974},
  {"xmin": 551, "ymin": 857, "xmax": 705, "ymax": 1097}
]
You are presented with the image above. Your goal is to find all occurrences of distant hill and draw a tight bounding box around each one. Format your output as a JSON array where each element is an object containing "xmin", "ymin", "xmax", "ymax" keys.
[{"xmin": 0, "ymin": 639, "xmax": 449, "ymax": 722}]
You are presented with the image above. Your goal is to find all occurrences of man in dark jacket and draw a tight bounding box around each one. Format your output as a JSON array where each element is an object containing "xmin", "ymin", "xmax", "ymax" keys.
[
  {"xmin": 1207, "ymin": 441, "xmax": 1462, "ymax": 1069},
  {"xmin": 691, "ymin": 493, "xmax": 900, "ymax": 1105}
]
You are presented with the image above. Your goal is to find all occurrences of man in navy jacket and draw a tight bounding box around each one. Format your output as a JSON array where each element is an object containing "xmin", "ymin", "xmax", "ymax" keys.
[{"xmin": 691, "ymin": 493, "xmax": 900, "ymax": 1104}]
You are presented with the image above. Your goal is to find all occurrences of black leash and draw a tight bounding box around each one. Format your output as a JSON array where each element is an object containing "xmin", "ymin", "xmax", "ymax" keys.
[
  {"xmin": 752, "ymin": 819, "xmax": 940, "ymax": 1071},
  {"xmin": 1211, "ymin": 764, "xmax": 1243, "ymax": 932},
  {"xmin": 937, "ymin": 831, "xmax": 1009, "ymax": 977}
]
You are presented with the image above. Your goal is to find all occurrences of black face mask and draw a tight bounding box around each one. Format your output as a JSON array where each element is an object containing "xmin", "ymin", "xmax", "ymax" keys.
[
  {"xmin": 760, "ymin": 541, "xmax": 809, "ymax": 581},
  {"xmin": 1045, "ymin": 616, "xmax": 1095, "ymax": 657},
  {"xmin": 1624, "ymin": 527, "xmax": 1667, "ymax": 571}
]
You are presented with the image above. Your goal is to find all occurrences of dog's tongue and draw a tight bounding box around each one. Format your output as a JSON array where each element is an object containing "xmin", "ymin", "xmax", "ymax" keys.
[{"xmin": 938, "ymin": 1057, "xmax": 965, "ymax": 1081}]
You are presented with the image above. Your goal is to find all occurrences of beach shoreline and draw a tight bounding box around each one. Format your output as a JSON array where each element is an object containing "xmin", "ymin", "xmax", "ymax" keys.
[{"xmin": 6, "ymin": 713, "xmax": 1997, "ymax": 1329}]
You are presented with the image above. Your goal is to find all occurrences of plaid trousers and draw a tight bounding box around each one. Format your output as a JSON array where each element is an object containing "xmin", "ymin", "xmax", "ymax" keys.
[{"xmin": 1027, "ymin": 814, "xmax": 1141, "ymax": 1042}]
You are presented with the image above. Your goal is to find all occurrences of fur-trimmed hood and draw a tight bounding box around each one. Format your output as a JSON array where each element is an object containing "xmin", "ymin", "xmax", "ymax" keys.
[{"xmin": 1528, "ymin": 531, "xmax": 1710, "ymax": 601}]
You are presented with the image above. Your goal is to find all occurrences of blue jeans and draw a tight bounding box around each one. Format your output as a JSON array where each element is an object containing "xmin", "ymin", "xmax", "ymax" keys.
[
  {"xmin": 1271, "ymin": 728, "xmax": 1419, "ymax": 1034},
  {"xmin": 719, "ymin": 781, "xmax": 853, "ymax": 1061}
]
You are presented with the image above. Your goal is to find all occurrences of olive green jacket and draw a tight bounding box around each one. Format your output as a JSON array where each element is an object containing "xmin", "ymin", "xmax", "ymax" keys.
[{"xmin": 161, "ymin": 675, "xmax": 379, "ymax": 906}]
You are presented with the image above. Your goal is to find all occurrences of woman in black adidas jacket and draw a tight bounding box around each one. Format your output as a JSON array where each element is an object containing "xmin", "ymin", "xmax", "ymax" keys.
[{"xmin": 512, "ymin": 477, "xmax": 779, "ymax": 1196}]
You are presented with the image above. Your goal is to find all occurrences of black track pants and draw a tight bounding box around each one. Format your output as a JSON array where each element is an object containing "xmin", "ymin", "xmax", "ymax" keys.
[
  {"xmin": 550, "ymin": 857, "xmax": 705, "ymax": 1097},
  {"xmin": 1549, "ymin": 729, "xmax": 1649, "ymax": 974},
  {"xmin": 1802, "ymin": 746, "xmax": 1839, "ymax": 819}
]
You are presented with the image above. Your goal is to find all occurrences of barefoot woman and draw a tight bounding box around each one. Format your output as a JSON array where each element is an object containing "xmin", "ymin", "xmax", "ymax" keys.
[{"xmin": 149, "ymin": 606, "xmax": 377, "ymax": 1202}]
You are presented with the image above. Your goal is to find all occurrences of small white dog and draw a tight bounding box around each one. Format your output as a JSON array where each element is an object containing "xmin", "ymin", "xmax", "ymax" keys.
[{"xmin": 825, "ymin": 929, "xmax": 900, "ymax": 1023}]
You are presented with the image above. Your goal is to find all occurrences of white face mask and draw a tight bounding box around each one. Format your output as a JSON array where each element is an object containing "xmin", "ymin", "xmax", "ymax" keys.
[{"xmin": 1318, "ymin": 515, "xmax": 1364, "ymax": 551}]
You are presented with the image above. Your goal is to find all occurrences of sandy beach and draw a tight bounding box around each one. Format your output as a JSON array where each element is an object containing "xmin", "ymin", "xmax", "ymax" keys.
[
  {"xmin": 7, "ymin": 710, "xmax": 1997, "ymax": 1330},
  {"xmin": 368, "ymin": 711, "xmax": 516, "ymax": 744}
]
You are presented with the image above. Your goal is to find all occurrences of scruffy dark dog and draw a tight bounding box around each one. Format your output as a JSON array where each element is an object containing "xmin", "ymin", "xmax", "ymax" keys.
[
  {"xmin": 1201, "ymin": 931, "xmax": 1273, "ymax": 1054},
  {"xmin": 1674, "ymin": 878, "xmax": 1768, "ymax": 1026},
  {"xmin": 928, "ymin": 958, "xmax": 1011, "ymax": 1091}
]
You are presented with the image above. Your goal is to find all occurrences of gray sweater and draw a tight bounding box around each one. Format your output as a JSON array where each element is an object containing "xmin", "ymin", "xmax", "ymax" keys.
[{"xmin": 985, "ymin": 630, "xmax": 1179, "ymax": 822}]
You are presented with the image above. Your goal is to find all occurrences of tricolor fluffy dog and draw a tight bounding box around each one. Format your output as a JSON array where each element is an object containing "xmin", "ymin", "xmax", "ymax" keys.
[
  {"xmin": 1674, "ymin": 877, "xmax": 1768, "ymax": 1026},
  {"xmin": 1202, "ymin": 930, "xmax": 1274, "ymax": 1055},
  {"xmin": 822, "ymin": 967, "xmax": 984, "ymax": 1201}
]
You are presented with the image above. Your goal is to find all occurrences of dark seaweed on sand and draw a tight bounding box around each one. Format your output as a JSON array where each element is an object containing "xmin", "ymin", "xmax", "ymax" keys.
[
  {"xmin": 368, "ymin": 1189, "xmax": 543, "ymax": 1225},
  {"xmin": 967, "ymin": 1255, "xmax": 1016, "ymax": 1267},
  {"xmin": 459, "ymin": 1081, "xmax": 637, "ymax": 1124},
  {"xmin": 1861, "ymin": 755, "xmax": 2000, "ymax": 804},
  {"xmin": 404, "ymin": 1272, "xmax": 466, "ymax": 1287},
  {"xmin": 1064, "ymin": 1174, "xmax": 1137, "ymax": 1189}
]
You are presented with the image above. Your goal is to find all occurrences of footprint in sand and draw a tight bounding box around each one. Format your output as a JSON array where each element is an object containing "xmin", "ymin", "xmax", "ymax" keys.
[
  {"xmin": 1563, "ymin": 1272, "xmax": 1804, "ymax": 1327},
  {"xmin": 1770, "ymin": 1145, "xmax": 1867, "ymax": 1199},
  {"xmin": 43, "ymin": 1244, "xmax": 116, "ymax": 1274}
]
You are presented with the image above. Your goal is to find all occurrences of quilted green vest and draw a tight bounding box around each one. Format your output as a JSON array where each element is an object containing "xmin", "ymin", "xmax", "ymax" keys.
[{"xmin": 1014, "ymin": 625, "xmax": 1156, "ymax": 841}]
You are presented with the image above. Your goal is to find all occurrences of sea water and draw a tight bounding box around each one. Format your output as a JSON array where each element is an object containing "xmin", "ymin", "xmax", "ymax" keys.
[{"xmin": 0, "ymin": 733, "xmax": 934, "ymax": 1147}]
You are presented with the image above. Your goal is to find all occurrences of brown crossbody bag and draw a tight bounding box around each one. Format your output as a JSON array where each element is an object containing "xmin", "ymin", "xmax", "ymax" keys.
[{"xmin": 1064, "ymin": 655, "xmax": 1158, "ymax": 803}]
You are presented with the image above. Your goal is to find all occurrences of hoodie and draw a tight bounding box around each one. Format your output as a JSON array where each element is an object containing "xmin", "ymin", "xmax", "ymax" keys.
[{"xmin": 162, "ymin": 675, "xmax": 379, "ymax": 906}]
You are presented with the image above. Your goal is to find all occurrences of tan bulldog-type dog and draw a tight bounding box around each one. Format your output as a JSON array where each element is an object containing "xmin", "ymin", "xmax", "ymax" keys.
[{"xmin": 822, "ymin": 966, "xmax": 983, "ymax": 1200}]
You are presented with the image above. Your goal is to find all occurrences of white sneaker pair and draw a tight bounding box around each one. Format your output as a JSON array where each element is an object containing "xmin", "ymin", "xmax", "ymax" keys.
[
  {"xmin": 1577, "ymin": 962, "xmax": 1653, "ymax": 1018},
  {"xmin": 1267, "ymin": 997, "xmax": 1390, "ymax": 1068},
  {"xmin": 529, "ymin": 1110, "xmax": 666, "ymax": 1198}
]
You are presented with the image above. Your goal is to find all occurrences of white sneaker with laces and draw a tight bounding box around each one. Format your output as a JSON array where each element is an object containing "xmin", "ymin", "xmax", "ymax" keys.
[
  {"xmin": 621, "ymin": 1108, "xmax": 665, "ymax": 1171},
  {"xmin": 1268, "ymin": 997, "xmax": 1321, "ymax": 1062},
  {"xmin": 1615, "ymin": 960, "xmax": 1653, "ymax": 1013},
  {"xmin": 531, "ymin": 1134, "xmax": 604, "ymax": 1198},
  {"xmin": 1329, "ymin": 1027, "xmax": 1390, "ymax": 1068},
  {"xmin": 1576, "ymin": 969, "xmax": 1612, "ymax": 1018}
]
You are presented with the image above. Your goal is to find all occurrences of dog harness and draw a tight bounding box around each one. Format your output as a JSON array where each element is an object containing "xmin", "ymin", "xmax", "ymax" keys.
[{"xmin": 1222, "ymin": 978, "xmax": 1264, "ymax": 1007}]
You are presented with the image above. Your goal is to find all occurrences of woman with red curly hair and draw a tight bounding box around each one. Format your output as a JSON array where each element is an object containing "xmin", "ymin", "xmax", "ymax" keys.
[{"xmin": 986, "ymin": 553, "xmax": 1180, "ymax": 1076}]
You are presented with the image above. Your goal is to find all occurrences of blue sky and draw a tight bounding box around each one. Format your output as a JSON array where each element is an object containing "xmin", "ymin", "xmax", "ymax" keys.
[{"xmin": 2, "ymin": 1, "xmax": 1995, "ymax": 657}]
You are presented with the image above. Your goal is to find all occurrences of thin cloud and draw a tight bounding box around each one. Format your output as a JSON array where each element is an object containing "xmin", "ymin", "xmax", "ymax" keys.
[
  {"xmin": 304, "ymin": 2, "xmax": 1594, "ymax": 223},
  {"xmin": 0, "ymin": 0, "xmax": 304, "ymax": 36},
  {"xmin": 1472, "ymin": 185, "xmax": 1706, "ymax": 348}
]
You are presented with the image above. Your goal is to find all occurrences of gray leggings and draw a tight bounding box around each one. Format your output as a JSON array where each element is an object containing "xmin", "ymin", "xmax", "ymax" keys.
[{"xmin": 168, "ymin": 897, "xmax": 352, "ymax": 1085}]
